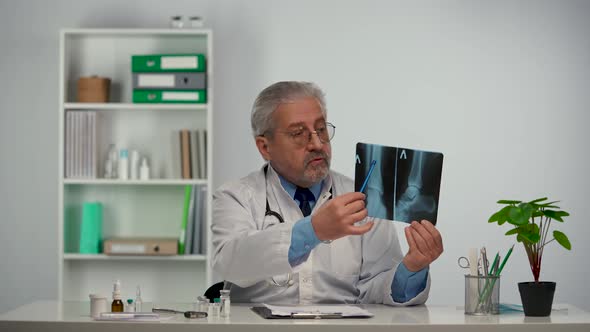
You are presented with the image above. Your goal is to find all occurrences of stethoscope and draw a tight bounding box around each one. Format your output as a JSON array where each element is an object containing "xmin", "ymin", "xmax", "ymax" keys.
[{"xmin": 262, "ymin": 164, "xmax": 332, "ymax": 287}]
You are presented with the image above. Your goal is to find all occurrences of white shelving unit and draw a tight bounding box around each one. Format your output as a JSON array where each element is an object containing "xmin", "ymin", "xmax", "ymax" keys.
[{"xmin": 58, "ymin": 28, "xmax": 213, "ymax": 303}]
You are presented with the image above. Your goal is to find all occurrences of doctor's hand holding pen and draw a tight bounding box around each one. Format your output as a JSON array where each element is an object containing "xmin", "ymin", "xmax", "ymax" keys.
[
  {"xmin": 402, "ymin": 220, "xmax": 444, "ymax": 272},
  {"xmin": 311, "ymin": 192, "xmax": 374, "ymax": 242}
]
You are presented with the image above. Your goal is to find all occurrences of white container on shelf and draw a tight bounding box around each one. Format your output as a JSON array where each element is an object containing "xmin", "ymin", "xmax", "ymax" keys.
[
  {"xmin": 130, "ymin": 150, "xmax": 140, "ymax": 180},
  {"xmin": 139, "ymin": 158, "xmax": 150, "ymax": 180},
  {"xmin": 118, "ymin": 149, "xmax": 129, "ymax": 180}
]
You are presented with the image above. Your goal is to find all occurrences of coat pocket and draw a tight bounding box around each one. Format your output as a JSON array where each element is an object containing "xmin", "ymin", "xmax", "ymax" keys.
[{"xmin": 329, "ymin": 237, "xmax": 362, "ymax": 276}]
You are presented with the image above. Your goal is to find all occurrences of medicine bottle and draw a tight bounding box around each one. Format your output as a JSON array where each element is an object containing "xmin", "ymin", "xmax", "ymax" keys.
[
  {"xmin": 118, "ymin": 149, "xmax": 129, "ymax": 180},
  {"xmin": 211, "ymin": 298, "xmax": 221, "ymax": 318},
  {"xmin": 135, "ymin": 286, "xmax": 143, "ymax": 312},
  {"xmin": 170, "ymin": 16, "xmax": 184, "ymax": 28},
  {"xmin": 125, "ymin": 299, "xmax": 135, "ymax": 312},
  {"xmin": 219, "ymin": 289, "xmax": 231, "ymax": 317},
  {"xmin": 111, "ymin": 280, "xmax": 124, "ymax": 312},
  {"xmin": 139, "ymin": 158, "xmax": 150, "ymax": 180}
]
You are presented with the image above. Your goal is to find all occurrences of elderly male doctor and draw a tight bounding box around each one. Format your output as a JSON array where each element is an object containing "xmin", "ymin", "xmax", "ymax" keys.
[{"xmin": 212, "ymin": 81, "xmax": 443, "ymax": 305}]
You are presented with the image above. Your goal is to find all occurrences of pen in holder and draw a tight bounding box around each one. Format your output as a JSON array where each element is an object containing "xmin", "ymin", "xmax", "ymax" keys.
[{"xmin": 464, "ymin": 274, "xmax": 500, "ymax": 315}]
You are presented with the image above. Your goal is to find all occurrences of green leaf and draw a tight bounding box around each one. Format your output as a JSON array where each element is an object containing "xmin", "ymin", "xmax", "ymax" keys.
[
  {"xmin": 519, "ymin": 202, "xmax": 534, "ymax": 217},
  {"xmin": 543, "ymin": 209, "xmax": 569, "ymax": 222},
  {"xmin": 522, "ymin": 223, "xmax": 540, "ymax": 233},
  {"xmin": 505, "ymin": 228, "xmax": 519, "ymax": 236},
  {"xmin": 532, "ymin": 210, "xmax": 543, "ymax": 218},
  {"xmin": 517, "ymin": 223, "xmax": 540, "ymax": 244},
  {"xmin": 489, "ymin": 206, "xmax": 510, "ymax": 224},
  {"xmin": 508, "ymin": 205, "xmax": 532, "ymax": 225},
  {"xmin": 538, "ymin": 200, "xmax": 560, "ymax": 208},
  {"xmin": 553, "ymin": 230, "xmax": 571, "ymax": 250},
  {"xmin": 498, "ymin": 199, "xmax": 521, "ymax": 205},
  {"xmin": 528, "ymin": 197, "xmax": 548, "ymax": 204},
  {"xmin": 518, "ymin": 231, "xmax": 540, "ymax": 244}
]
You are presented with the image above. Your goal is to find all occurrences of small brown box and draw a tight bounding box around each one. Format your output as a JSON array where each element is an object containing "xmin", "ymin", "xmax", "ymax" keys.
[
  {"xmin": 103, "ymin": 238, "xmax": 178, "ymax": 255},
  {"xmin": 77, "ymin": 76, "xmax": 111, "ymax": 102}
]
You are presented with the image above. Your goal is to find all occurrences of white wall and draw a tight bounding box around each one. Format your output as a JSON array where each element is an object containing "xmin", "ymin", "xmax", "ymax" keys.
[{"xmin": 1, "ymin": 0, "xmax": 589, "ymax": 313}]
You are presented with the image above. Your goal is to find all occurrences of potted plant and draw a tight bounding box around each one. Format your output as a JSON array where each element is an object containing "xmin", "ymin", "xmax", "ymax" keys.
[{"xmin": 488, "ymin": 197, "xmax": 571, "ymax": 316}]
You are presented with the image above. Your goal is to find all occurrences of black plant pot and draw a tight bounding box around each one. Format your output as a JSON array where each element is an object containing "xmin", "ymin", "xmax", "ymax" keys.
[{"xmin": 518, "ymin": 281, "xmax": 556, "ymax": 317}]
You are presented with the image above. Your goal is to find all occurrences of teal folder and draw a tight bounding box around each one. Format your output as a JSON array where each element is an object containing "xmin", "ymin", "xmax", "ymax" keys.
[{"xmin": 79, "ymin": 202, "xmax": 103, "ymax": 254}]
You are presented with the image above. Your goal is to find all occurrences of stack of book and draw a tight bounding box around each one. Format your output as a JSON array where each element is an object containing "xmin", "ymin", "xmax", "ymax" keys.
[
  {"xmin": 178, "ymin": 128, "xmax": 207, "ymax": 179},
  {"xmin": 131, "ymin": 54, "xmax": 207, "ymax": 103},
  {"xmin": 65, "ymin": 110, "xmax": 97, "ymax": 178},
  {"xmin": 179, "ymin": 185, "xmax": 208, "ymax": 255}
]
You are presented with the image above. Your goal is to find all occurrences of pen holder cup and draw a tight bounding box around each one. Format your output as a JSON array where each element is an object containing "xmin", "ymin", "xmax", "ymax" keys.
[{"xmin": 464, "ymin": 274, "xmax": 500, "ymax": 315}]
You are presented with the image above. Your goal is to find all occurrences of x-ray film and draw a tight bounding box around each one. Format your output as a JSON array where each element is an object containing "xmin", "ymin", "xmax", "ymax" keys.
[{"xmin": 354, "ymin": 142, "xmax": 444, "ymax": 225}]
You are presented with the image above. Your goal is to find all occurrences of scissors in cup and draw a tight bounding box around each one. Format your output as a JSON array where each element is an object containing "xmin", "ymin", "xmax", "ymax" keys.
[{"xmin": 458, "ymin": 255, "xmax": 488, "ymax": 276}]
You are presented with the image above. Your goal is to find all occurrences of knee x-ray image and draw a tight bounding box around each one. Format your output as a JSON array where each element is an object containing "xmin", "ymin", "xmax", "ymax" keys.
[{"xmin": 354, "ymin": 142, "xmax": 444, "ymax": 225}]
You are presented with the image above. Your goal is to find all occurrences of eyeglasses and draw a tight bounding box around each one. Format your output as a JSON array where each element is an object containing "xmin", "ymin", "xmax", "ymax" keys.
[{"xmin": 270, "ymin": 122, "xmax": 336, "ymax": 147}]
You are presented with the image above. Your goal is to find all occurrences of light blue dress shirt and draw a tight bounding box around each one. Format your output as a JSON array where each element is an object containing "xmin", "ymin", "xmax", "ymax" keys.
[{"xmin": 281, "ymin": 175, "xmax": 428, "ymax": 303}]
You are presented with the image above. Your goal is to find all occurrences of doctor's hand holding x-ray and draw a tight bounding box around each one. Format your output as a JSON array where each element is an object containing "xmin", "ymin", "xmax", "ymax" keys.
[
  {"xmin": 313, "ymin": 193, "xmax": 443, "ymax": 271},
  {"xmin": 211, "ymin": 81, "xmax": 443, "ymax": 305}
]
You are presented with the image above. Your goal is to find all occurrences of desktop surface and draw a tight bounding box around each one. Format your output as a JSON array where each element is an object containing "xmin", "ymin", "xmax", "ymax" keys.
[{"xmin": 1, "ymin": 300, "xmax": 589, "ymax": 332}]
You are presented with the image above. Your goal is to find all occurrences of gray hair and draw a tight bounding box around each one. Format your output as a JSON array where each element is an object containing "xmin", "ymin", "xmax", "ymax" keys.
[{"xmin": 251, "ymin": 81, "xmax": 327, "ymax": 137}]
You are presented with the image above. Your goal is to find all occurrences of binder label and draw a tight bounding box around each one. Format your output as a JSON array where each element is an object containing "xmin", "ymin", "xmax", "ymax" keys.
[
  {"xmin": 138, "ymin": 74, "xmax": 175, "ymax": 87},
  {"xmin": 163, "ymin": 91, "xmax": 200, "ymax": 101},
  {"xmin": 161, "ymin": 56, "xmax": 198, "ymax": 69}
]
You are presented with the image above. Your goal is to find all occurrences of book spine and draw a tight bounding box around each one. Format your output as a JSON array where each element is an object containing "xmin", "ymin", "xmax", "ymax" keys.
[
  {"xmin": 191, "ymin": 130, "xmax": 202, "ymax": 179},
  {"xmin": 199, "ymin": 186, "xmax": 208, "ymax": 255},
  {"xmin": 65, "ymin": 111, "xmax": 71, "ymax": 178},
  {"xmin": 180, "ymin": 130, "xmax": 192, "ymax": 179},
  {"xmin": 178, "ymin": 185, "xmax": 192, "ymax": 254},
  {"xmin": 198, "ymin": 129, "xmax": 207, "ymax": 179},
  {"xmin": 184, "ymin": 185, "xmax": 196, "ymax": 255}
]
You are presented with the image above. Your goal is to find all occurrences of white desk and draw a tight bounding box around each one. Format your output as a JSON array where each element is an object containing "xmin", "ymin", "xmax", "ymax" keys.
[{"xmin": 1, "ymin": 301, "xmax": 589, "ymax": 332}]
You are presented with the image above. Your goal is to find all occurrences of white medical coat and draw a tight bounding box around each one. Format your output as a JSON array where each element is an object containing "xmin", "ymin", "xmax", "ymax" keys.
[{"xmin": 211, "ymin": 164, "xmax": 431, "ymax": 305}]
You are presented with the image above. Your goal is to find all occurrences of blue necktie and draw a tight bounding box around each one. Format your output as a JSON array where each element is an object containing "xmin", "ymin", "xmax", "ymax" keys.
[{"xmin": 294, "ymin": 187, "xmax": 315, "ymax": 217}]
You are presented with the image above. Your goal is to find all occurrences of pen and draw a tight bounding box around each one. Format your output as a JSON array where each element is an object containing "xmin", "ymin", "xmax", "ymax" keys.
[
  {"xmin": 495, "ymin": 244, "xmax": 514, "ymax": 277},
  {"xmin": 152, "ymin": 308, "xmax": 208, "ymax": 318},
  {"xmin": 359, "ymin": 160, "xmax": 377, "ymax": 193},
  {"xmin": 480, "ymin": 247, "xmax": 489, "ymax": 277},
  {"xmin": 477, "ymin": 245, "xmax": 514, "ymax": 307},
  {"xmin": 489, "ymin": 252, "xmax": 499, "ymax": 275}
]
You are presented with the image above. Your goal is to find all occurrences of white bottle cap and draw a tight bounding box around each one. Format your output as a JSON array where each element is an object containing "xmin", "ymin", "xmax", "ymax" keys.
[{"xmin": 113, "ymin": 280, "xmax": 122, "ymax": 300}]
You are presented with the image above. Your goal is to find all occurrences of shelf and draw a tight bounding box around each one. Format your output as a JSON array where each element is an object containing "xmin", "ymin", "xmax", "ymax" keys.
[
  {"xmin": 64, "ymin": 254, "xmax": 207, "ymax": 261},
  {"xmin": 63, "ymin": 178, "xmax": 207, "ymax": 185},
  {"xmin": 63, "ymin": 103, "xmax": 208, "ymax": 111},
  {"xmin": 59, "ymin": 28, "xmax": 213, "ymax": 303},
  {"xmin": 62, "ymin": 28, "xmax": 211, "ymax": 36}
]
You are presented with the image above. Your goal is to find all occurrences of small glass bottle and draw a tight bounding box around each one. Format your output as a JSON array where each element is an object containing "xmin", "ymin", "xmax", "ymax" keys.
[
  {"xmin": 211, "ymin": 299, "xmax": 221, "ymax": 318},
  {"xmin": 170, "ymin": 16, "xmax": 184, "ymax": 28},
  {"xmin": 105, "ymin": 144, "xmax": 118, "ymax": 179},
  {"xmin": 219, "ymin": 289, "xmax": 230, "ymax": 317},
  {"xmin": 111, "ymin": 280, "xmax": 124, "ymax": 312},
  {"xmin": 135, "ymin": 286, "xmax": 143, "ymax": 312},
  {"xmin": 197, "ymin": 296, "xmax": 209, "ymax": 312},
  {"xmin": 125, "ymin": 299, "xmax": 135, "ymax": 312},
  {"xmin": 188, "ymin": 16, "xmax": 204, "ymax": 28}
]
